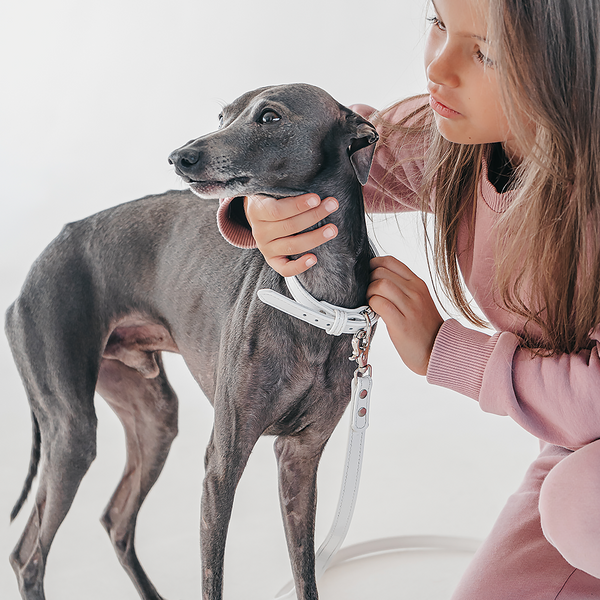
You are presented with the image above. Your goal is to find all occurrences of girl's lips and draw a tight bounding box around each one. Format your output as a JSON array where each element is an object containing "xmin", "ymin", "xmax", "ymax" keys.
[{"xmin": 429, "ymin": 95, "xmax": 462, "ymax": 118}]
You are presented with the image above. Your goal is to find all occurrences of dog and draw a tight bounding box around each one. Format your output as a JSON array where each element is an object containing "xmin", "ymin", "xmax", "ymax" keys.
[{"xmin": 6, "ymin": 83, "xmax": 378, "ymax": 600}]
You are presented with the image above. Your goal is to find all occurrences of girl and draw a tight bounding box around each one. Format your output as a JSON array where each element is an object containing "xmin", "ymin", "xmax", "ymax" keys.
[{"xmin": 217, "ymin": 0, "xmax": 600, "ymax": 597}]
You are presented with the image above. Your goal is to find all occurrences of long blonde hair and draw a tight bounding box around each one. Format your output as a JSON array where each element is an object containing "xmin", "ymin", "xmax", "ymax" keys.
[{"xmin": 375, "ymin": 0, "xmax": 600, "ymax": 354}]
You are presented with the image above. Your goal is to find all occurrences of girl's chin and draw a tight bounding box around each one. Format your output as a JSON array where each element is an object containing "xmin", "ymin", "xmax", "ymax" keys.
[
  {"xmin": 435, "ymin": 125, "xmax": 468, "ymax": 145},
  {"xmin": 434, "ymin": 118, "xmax": 486, "ymax": 146},
  {"xmin": 433, "ymin": 115, "xmax": 513, "ymax": 149}
]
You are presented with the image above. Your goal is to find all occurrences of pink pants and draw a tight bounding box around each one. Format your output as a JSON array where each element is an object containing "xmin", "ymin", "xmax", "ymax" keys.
[{"xmin": 452, "ymin": 440, "xmax": 600, "ymax": 599}]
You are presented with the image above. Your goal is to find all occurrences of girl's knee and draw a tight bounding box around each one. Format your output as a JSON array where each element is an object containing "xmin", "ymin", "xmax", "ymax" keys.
[{"xmin": 539, "ymin": 439, "xmax": 600, "ymax": 578}]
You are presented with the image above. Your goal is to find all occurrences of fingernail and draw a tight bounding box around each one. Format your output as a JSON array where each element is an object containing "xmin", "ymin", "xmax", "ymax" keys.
[
  {"xmin": 306, "ymin": 256, "xmax": 317, "ymax": 267},
  {"xmin": 323, "ymin": 226, "xmax": 336, "ymax": 239},
  {"xmin": 324, "ymin": 199, "xmax": 338, "ymax": 212},
  {"xmin": 307, "ymin": 195, "xmax": 320, "ymax": 208}
]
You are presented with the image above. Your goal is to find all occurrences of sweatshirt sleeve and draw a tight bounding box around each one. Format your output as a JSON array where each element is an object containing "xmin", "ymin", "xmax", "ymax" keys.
[
  {"xmin": 351, "ymin": 100, "xmax": 428, "ymax": 215},
  {"xmin": 216, "ymin": 196, "xmax": 256, "ymax": 249},
  {"xmin": 216, "ymin": 98, "xmax": 430, "ymax": 248},
  {"xmin": 427, "ymin": 319, "xmax": 600, "ymax": 450}
]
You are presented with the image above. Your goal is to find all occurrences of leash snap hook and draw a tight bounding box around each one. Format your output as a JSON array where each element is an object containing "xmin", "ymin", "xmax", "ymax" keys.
[{"xmin": 349, "ymin": 307, "xmax": 375, "ymax": 368}]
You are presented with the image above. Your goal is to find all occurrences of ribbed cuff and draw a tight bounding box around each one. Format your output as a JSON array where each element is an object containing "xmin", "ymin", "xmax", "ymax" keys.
[
  {"xmin": 478, "ymin": 332, "xmax": 520, "ymax": 416},
  {"xmin": 216, "ymin": 197, "xmax": 257, "ymax": 249},
  {"xmin": 426, "ymin": 318, "xmax": 499, "ymax": 401}
]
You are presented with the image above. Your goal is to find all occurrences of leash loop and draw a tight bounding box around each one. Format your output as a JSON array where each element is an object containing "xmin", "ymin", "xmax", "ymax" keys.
[{"xmin": 330, "ymin": 308, "xmax": 346, "ymax": 336}]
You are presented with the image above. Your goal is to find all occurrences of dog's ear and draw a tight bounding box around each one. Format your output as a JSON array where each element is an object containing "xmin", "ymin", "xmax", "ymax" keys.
[{"xmin": 348, "ymin": 118, "xmax": 379, "ymax": 186}]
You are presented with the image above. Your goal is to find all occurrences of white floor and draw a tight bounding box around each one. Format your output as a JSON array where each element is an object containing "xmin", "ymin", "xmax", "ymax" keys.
[
  {"xmin": 0, "ymin": 1, "xmax": 539, "ymax": 598},
  {"xmin": 318, "ymin": 547, "xmax": 475, "ymax": 600}
]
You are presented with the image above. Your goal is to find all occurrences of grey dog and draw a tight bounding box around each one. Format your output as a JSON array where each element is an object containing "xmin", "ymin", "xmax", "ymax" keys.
[{"xmin": 6, "ymin": 83, "xmax": 378, "ymax": 600}]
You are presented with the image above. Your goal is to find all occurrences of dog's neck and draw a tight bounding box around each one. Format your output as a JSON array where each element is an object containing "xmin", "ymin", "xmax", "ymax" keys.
[{"xmin": 293, "ymin": 176, "xmax": 373, "ymax": 309}]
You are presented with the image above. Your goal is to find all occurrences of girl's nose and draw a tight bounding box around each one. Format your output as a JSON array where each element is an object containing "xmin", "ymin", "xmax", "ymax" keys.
[{"xmin": 426, "ymin": 44, "xmax": 460, "ymax": 89}]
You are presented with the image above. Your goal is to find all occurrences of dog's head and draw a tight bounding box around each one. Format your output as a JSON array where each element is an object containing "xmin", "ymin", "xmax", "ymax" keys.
[{"xmin": 168, "ymin": 83, "xmax": 378, "ymax": 199}]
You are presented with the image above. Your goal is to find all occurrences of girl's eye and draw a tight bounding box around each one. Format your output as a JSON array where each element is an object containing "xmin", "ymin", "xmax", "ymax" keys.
[
  {"xmin": 427, "ymin": 15, "xmax": 446, "ymax": 32},
  {"xmin": 476, "ymin": 49, "xmax": 495, "ymax": 68},
  {"xmin": 260, "ymin": 110, "xmax": 281, "ymax": 124}
]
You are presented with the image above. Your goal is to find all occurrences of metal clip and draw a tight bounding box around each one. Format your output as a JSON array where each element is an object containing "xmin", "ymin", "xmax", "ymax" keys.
[{"xmin": 349, "ymin": 307, "xmax": 375, "ymax": 368}]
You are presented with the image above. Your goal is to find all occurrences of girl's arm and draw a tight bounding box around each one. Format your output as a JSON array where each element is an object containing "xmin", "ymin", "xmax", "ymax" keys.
[{"xmin": 426, "ymin": 319, "xmax": 600, "ymax": 450}]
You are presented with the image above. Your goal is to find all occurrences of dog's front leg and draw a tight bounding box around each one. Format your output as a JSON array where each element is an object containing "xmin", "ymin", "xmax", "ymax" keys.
[
  {"xmin": 200, "ymin": 403, "xmax": 263, "ymax": 600},
  {"xmin": 274, "ymin": 431, "xmax": 329, "ymax": 600}
]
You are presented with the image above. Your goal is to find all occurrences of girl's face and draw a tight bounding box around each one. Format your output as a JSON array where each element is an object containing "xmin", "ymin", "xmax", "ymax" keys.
[{"xmin": 424, "ymin": 0, "xmax": 520, "ymax": 158}]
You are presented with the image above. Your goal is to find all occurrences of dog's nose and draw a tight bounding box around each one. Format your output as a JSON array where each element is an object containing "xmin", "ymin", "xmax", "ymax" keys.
[{"xmin": 168, "ymin": 148, "xmax": 201, "ymax": 170}]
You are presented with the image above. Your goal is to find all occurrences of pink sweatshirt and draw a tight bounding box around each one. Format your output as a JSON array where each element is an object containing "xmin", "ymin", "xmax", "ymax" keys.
[{"xmin": 216, "ymin": 99, "xmax": 600, "ymax": 452}]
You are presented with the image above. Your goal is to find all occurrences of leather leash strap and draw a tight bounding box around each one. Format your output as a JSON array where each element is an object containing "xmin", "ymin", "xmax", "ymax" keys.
[{"xmin": 257, "ymin": 276, "xmax": 376, "ymax": 600}]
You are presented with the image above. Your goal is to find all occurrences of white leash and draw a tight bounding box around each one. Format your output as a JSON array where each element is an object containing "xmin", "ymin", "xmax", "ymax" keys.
[
  {"xmin": 258, "ymin": 277, "xmax": 481, "ymax": 598},
  {"xmin": 258, "ymin": 277, "xmax": 377, "ymax": 599}
]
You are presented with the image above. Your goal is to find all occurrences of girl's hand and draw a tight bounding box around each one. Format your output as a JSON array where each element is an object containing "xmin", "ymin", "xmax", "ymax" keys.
[
  {"xmin": 244, "ymin": 194, "xmax": 339, "ymax": 277},
  {"xmin": 367, "ymin": 256, "xmax": 444, "ymax": 376}
]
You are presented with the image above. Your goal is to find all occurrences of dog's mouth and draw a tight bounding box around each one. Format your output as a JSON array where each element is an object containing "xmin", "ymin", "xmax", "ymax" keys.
[{"xmin": 187, "ymin": 176, "xmax": 251, "ymax": 198}]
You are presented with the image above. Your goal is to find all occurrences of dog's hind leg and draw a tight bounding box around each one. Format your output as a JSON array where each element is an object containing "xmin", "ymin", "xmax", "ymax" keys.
[
  {"xmin": 10, "ymin": 410, "xmax": 98, "ymax": 600},
  {"xmin": 274, "ymin": 430, "xmax": 332, "ymax": 600},
  {"xmin": 6, "ymin": 303, "xmax": 99, "ymax": 600},
  {"xmin": 96, "ymin": 354, "xmax": 178, "ymax": 600}
]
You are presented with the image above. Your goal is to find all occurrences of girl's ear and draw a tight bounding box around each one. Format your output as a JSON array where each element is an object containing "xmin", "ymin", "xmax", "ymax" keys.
[{"xmin": 348, "ymin": 120, "xmax": 379, "ymax": 185}]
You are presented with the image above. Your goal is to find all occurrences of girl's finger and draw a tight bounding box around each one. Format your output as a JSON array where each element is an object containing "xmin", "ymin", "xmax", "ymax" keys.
[
  {"xmin": 267, "ymin": 254, "xmax": 319, "ymax": 278},
  {"xmin": 246, "ymin": 194, "xmax": 337, "ymax": 224},
  {"xmin": 266, "ymin": 224, "xmax": 338, "ymax": 259},
  {"xmin": 257, "ymin": 199, "xmax": 339, "ymax": 242},
  {"xmin": 366, "ymin": 277, "xmax": 412, "ymax": 315},
  {"xmin": 370, "ymin": 256, "xmax": 416, "ymax": 281}
]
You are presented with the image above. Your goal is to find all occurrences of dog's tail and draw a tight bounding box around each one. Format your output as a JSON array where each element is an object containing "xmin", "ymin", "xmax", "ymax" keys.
[{"xmin": 10, "ymin": 412, "xmax": 41, "ymax": 522}]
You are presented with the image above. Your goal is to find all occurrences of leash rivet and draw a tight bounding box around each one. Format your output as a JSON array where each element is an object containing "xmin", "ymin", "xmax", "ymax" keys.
[
  {"xmin": 358, "ymin": 407, "xmax": 367, "ymax": 417},
  {"xmin": 359, "ymin": 389, "xmax": 368, "ymax": 399}
]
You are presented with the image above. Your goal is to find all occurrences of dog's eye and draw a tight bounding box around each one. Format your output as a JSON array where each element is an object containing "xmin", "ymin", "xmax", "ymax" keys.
[
  {"xmin": 260, "ymin": 110, "xmax": 281, "ymax": 124},
  {"xmin": 218, "ymin": 113, "xmax": 224, "ymax": 128}
]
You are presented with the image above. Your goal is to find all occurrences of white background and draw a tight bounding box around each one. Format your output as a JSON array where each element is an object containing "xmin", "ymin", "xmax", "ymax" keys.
[{"xmin": 0, "ymin": 1, "xmax": 537, "ymax": 598}]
